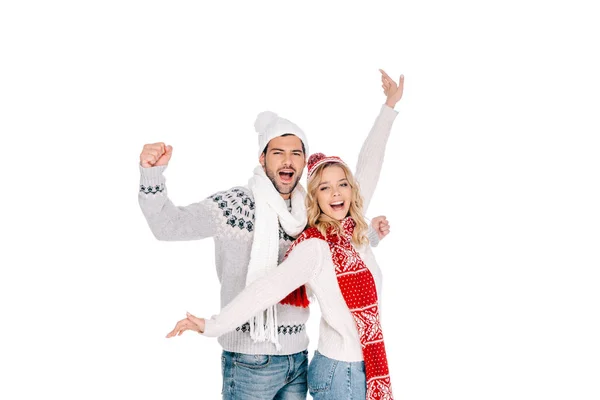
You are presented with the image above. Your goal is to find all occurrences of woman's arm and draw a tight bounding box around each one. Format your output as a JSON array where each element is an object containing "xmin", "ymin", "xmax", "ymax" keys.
[
  {"xmin": 166, "ymin": 238, "xmax": 329, "ymax": 338},
  {"xmin": 354, "ymin": 72, "xmax": 404, "ymax": 213}
]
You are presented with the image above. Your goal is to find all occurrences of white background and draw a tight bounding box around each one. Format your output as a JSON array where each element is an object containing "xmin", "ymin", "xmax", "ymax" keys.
[{"xmin": 1, "ymin": 1, "xmax": 599, "ymax": 399}]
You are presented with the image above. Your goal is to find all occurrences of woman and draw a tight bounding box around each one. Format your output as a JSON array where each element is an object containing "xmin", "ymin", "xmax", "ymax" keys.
[{"xmin": 168, "ymin": 70, "xmax": 404, "ymax": 399}]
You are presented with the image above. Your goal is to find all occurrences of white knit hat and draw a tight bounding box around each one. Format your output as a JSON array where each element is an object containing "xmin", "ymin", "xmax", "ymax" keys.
[{"xmin": 254, "ymin": 111, "xmax": 309, "ymax": 157}]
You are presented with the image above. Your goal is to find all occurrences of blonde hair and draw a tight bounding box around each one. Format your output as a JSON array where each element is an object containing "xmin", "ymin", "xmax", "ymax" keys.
[{"xmin": 306, "ymin": 162, "xmax": 369, "ymax": 245}]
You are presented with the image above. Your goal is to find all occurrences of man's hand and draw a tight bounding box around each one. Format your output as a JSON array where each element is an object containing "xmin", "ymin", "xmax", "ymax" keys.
[
  {"xmin": 166, "ymin": 312, "xmax": 205, "ymax": 337},
  {"xmin": 371, "ymin": 215, "xmax": 391, "ymax": 240},
  {"xmin": 379, "ymin": 69, "xmax": 404, "ymax": 109},
  {"xmin": 140, "ymin": 142, "xmax": 173, "ymax": 168}
]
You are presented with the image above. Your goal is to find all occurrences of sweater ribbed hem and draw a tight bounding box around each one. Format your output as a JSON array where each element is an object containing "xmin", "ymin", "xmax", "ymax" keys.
[
  {"xmin": 218, "ymin": 329, "xmax": 309, "ymax": 355},
  {"xmin": 215, "ymin": 306, "xmax": 310, "ymax": 355}
]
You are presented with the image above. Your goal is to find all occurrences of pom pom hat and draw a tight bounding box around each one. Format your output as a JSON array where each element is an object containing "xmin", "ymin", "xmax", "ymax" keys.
[
  {"xmin": 307, "ymin": 152, "xmax": 348, "ymax": 179},
  {"xmin": 254, "ymin": 111, "xmax": 309, "ymax": 157}
]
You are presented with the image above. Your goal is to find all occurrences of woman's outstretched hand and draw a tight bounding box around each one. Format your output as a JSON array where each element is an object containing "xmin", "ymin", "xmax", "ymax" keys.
[
  {"xmin": 380, "ymin": 69, "xmax": 404, "ymax": 108},
  {"xmin": 166, "ymin": 312, "xmax": 206, "ymax": 337}
]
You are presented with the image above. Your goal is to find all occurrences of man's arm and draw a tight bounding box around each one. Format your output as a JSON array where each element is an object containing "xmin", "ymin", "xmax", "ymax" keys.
[{"xmin": 139, "ymin": 142, "xmax": 218, "ymax": 241}]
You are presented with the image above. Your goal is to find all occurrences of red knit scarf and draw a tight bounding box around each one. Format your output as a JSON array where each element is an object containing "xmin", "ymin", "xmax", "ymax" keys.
[{"xmin": 281, "ymin": 218, "xmax": 394, "ymax": 399}]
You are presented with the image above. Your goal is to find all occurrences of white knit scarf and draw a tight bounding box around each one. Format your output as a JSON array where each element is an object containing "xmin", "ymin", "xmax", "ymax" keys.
[{"xmin": 246, "ymin": 165, "xmax": 307, "ymax": 349}]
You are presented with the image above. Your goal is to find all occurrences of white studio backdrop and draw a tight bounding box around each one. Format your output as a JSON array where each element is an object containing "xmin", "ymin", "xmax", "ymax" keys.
[{"xmin": 1, "ymin": 1, "xmax": 599, "ymax": 399}]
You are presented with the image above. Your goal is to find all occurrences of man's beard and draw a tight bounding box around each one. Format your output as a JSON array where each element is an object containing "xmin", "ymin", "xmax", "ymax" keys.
[{"xmin": 264, "ymin": 160, "xmax": 301, "ymax": 195}]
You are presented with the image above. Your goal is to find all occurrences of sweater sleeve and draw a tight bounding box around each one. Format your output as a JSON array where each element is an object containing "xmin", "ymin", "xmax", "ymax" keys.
[
  {"xmin": 366, "ymin": 221, "xmax": 380, "ymax": 247},
  {"xmin": 203, "ymin": 238, "xmax": 327, "ymax": 337},
  {"xmin": 138, "ymin": 165, "xmax": 218, "ymax": 240},
  {"xmin": 354, "ymin": 104, "xmax": 399, "ymax": 214}
]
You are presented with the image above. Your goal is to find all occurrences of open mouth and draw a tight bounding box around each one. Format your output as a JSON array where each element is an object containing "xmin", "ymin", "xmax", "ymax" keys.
[
  {"xmin": 330, "ymin": 201, "xmax": 345, "ymax": 211},
  {"xmin": 279, "ymin": 170, "xmax": 294, "ymax": 183}
]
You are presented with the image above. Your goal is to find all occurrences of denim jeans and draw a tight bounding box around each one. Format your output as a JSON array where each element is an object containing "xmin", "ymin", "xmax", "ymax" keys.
[
  {"xmin": 221, "ymin": 350, "xmax": 308, "ymax": 400},
  {"xmin": 307, "ymin": 351, "xmax": 366, "ymax": 400}
]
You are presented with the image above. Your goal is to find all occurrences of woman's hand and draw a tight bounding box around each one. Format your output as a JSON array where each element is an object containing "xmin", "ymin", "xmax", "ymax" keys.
[
  {"xmin": 166, "ymin": 312, "xmax": 206, "ymax": 338},
  {"xmin": 380, "ymin": 69, "xmax": 404, "ymax": 108}
]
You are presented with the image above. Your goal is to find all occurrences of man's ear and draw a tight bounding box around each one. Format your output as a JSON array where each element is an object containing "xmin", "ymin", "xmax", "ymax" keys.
[{"xmin": 259, "ymin": 153, "xmax": 266, "ymax": 168}]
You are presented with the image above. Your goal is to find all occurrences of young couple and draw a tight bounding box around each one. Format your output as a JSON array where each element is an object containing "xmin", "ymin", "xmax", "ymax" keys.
[{"xmin": 139, "ymin": 69, "xmax": 404, "ymax": 399}]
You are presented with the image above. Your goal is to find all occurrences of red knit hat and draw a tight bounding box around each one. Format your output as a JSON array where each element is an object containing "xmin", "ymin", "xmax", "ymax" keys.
[{"xmin": 307, "ymin": 153, "xmax": 348, "ymax": 179}]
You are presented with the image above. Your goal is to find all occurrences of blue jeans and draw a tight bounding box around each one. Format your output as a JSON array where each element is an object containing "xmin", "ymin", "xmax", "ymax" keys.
[
  {"xmin": 307, "ymin": 351, "xmax": 366, "ymax": 399},
  {"xmin": 221, "ymin": 350, "xmax": 308, "ymax": 400}
]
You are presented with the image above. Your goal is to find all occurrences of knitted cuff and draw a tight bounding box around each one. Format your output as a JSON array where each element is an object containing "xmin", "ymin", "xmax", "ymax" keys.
[
  {"xmin": 380, "ymin": 103, "xmax": 400, "ymax": 120},
  {"xmin": 139, "ymin": 165, "xmax": 167, "ymax": 195},
  {"xmin": 367, "ymin": 223, "xmax": 380, "ymax": 247}
]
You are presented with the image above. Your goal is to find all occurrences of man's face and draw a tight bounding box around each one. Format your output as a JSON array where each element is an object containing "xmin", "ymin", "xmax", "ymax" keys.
[{"xmin": 260, "ymin": 135, "xmax": 306, "ymax": 199}]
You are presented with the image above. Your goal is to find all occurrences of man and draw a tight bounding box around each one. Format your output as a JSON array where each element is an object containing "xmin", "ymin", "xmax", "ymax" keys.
[{"xmin": 139, "ymin": 92, "xmax": 394, "ymax": 399}]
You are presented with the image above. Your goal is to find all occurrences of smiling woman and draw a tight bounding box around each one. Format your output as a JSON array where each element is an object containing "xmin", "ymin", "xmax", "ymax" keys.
[
  {"xmin": 318, "ymin": 165, "xmax": 351, "ymax": 218},
  {"xmin": 307, "ymin": 154, "xmax": 370, "ymax": 246}
]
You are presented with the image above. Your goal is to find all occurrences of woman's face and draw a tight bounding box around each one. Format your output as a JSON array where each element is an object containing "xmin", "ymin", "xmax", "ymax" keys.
[{"xmin": 316, "ymin": 165, "xmax": 352, "ymax": 221}]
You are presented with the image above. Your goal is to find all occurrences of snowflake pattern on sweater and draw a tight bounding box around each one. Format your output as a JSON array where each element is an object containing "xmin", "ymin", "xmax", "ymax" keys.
[{"xmin": 208, "ymin": 187, "xmax": 294, "ymax": 242}]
